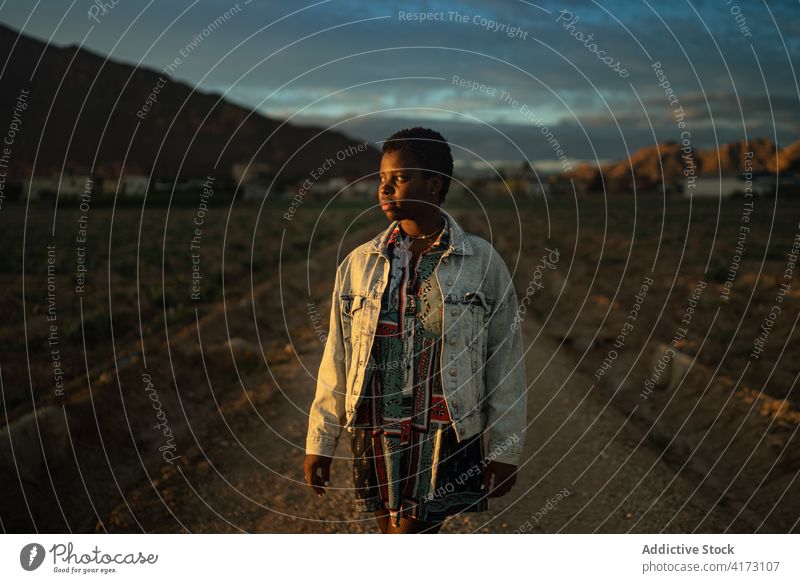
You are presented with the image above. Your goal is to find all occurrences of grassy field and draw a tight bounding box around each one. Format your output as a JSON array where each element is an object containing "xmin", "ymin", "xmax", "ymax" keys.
[
  {"xmin": 467, "ymin": 194, "xmax": 800, "ymax": 407},
  {"xmin": 443, "ymin": 194, "xmax": 800, "ymax": 410},
  {"xmin": 0, "ymin": 197, "xmax": 357, "ymax": 417},
  {"xmin": 2, "ymin": 193, "xmax": 798, "ymax": 420},
  {"xmin": 2, "ymin": 193, "xmax": 799, "ymax": 532}
]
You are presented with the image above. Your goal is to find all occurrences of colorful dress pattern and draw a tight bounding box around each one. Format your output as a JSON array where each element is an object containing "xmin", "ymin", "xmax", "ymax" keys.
[{"xmin": 351, "ymin": 218, "xmax": 488, "ymax": 525}]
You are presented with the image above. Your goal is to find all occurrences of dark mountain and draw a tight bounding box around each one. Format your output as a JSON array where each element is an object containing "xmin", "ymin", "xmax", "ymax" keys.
[{"xmin": 0, "ymin": 23, "xmax": 378, "ymax": 183}]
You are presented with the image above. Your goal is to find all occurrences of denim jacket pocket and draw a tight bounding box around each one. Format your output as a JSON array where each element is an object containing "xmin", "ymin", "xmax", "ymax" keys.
[
  {"xmin": 339, "ymin": 293, "xmax": 366, "ymax": 344},
  {"xmin": 463, "ymin": 290, "xmax": 495, "ymax": 375}
]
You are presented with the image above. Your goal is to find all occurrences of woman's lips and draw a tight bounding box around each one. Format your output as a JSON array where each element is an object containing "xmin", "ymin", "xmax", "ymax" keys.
[{"xmin": 380, "ymin": 201, "xmax": 396, "ymax": 210}]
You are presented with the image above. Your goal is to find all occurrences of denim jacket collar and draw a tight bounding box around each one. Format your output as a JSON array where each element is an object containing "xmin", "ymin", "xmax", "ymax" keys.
[{"xmin": 362, "ymin": 208, "xmax": 473, "ymax": 257}]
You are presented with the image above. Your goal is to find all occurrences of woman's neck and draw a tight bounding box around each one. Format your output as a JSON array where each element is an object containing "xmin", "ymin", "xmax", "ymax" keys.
[{"xmin": 399, "ymin": 212, "xmax": 444, "ymax": 239}]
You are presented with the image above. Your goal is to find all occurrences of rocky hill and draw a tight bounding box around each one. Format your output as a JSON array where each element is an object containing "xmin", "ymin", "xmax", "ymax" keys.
[{"xmin": 570, "ymin": 137, "xmax": 800, "ymax": 192}]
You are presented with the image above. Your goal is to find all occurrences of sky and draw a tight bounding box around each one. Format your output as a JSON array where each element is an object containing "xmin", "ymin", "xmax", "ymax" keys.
[{"xmin": 1, "ymin": 0, "xmax": 799, "ymax": 171}]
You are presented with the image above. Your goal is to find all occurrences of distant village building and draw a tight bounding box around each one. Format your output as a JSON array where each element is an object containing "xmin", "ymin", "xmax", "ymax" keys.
[
  {"xmin": 121, "ymin": 175, "xmax": 149, "ymax": 196},
  {"xmin": 24, "ymin": 174, "xmax": 151, "ymax": 198},
  {"xmin": 92, "ymin": 177, "xmax": 118, "ymax": 195},
  {"xmin": 232, "ymin": 162, "xmax": 273, "ymax": 202},
  {"xmin": 684, "ymin": 172, "xmax": 783, "ymax": 198},
  {"xmin": 342, "ymin": 176, "xmax": 378, "ymax": 200},
  {"xmin": 297, "ymin": 176, "xmax": 375, "ymax": 201},
  {"xmin": 22, "ymin": 177, "xmax": 57, "ymax": 199},
  {"xmin": 314, "ymin": 177, "xmax": 348, "ymax": 198},
  {"xmin": 689, "ymin": 175, "xmax": 744, "ymax": 198},
  {"xmin": 242, "ymin": 181, "xmax": 270, "ymax": 201},
  {"xmin": 61, "ymin": 175, "xmax": 93, "ymax": 197},
  {"xmin": 347, "ymin": 176, "xmax": 375, "ymax": 199},
  {"xmin": 23, "ymin": 175, "xmax": 93, "ymax": 199},
  {"xmin": 153, "ymin": 180, "xmax": 174, "ymax": 192}
]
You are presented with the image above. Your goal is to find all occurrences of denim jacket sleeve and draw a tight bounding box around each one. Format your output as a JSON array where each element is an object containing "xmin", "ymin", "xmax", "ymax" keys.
[
  {"xmin": 483, "ymin": 256, "xmax": 527, "ymax": 466},
  {"xmin": 305, "ymin": 265, "xmax": 347, "ymax": 458}
]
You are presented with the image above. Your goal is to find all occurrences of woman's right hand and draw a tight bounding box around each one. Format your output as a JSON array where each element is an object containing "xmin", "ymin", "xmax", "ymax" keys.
[{"xmin": 304, "ymin": 454, "xmax": 332, "ymax": 497}]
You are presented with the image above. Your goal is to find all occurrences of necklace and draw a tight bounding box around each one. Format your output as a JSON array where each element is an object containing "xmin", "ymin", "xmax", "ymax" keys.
[{"xmin": 401, "ymin": 216, "xmax": 445, "ymax": 241}]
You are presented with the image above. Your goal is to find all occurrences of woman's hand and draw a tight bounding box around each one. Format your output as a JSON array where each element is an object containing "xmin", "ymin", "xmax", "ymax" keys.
[
  {"xmin": 483, "ymin": 461, "xmax": 518, "ymax": 498},
  {"xmin": 304, "ymin": 454, "xmax": 332, "ymax": 497}
]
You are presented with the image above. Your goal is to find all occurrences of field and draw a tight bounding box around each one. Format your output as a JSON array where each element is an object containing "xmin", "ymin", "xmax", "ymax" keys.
[
  {"xmin": 1, "ymin": 197, "xmax": 348, "ymax": 417},
  {"xmin": 1, "ymin": 193, "xmax": 798, "ymax": 532}
]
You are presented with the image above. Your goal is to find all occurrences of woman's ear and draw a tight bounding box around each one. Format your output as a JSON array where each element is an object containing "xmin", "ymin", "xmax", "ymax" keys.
[{"xmin": 428, "ymin": 174, "xmax": 444, "ymax": 199}]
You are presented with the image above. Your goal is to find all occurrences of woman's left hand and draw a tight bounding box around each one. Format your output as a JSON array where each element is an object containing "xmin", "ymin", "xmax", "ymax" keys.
[{"xmin": 483, "ymin": 461, "xmax": 518, "ymax": 498}]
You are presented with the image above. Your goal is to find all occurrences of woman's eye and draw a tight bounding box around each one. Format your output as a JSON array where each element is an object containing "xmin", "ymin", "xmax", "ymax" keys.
[{"xmin": 377, "ymin": 175, "xmax": 407, "ymax": 185}]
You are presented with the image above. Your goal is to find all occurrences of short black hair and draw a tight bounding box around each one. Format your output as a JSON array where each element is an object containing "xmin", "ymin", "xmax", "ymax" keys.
[{"xmin": 381, "ymin": 127, "xmax": 454, "ymax": 203}]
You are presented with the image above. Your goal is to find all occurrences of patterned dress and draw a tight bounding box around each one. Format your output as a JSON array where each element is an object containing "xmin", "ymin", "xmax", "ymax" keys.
[{"xmin": 351, "ymin": 218, "xmax": 488, "ymax": 525}]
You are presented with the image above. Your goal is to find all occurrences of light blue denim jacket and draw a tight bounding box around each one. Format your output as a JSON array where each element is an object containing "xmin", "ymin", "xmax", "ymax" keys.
[{"xmin": 305, "ymin": 209, "xmax": 527, "ymax": 465}]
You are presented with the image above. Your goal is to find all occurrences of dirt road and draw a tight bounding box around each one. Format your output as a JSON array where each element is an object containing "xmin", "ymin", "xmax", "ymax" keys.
[{"xmin": 103, "ymin": 274, "xmax": 751, "ymax": 534}]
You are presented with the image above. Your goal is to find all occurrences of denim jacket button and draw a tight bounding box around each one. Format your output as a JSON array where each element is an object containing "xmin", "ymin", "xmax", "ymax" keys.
[
  {"xmin": 451, "ymin": 308, "xmax": 458, "ymax": 316},
  {"xmin": 449, "ymin": 367, "xmax": 456, "ymax": 376},
  {"xmin": 449, "ymin": 336, "xmax": 456, "ymax": 346}
]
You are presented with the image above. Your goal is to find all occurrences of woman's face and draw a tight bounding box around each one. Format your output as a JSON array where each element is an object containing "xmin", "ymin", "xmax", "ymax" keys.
[{"xmin": 378, "ymin": 150, "xmax": 441, "ymax": 221}]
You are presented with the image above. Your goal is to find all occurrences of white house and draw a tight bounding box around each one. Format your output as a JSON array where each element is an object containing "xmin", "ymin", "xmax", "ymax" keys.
[
  {"xmin": 122, "ymin": 175, "xmax": 150, "ymax": 196},
  {"xmin": 23, "ymin": 176, "xmax": 93, "ymax": 199},
  {"xmin": 22, "ymin": 177, "xmax": 57, "ymax": 199}
]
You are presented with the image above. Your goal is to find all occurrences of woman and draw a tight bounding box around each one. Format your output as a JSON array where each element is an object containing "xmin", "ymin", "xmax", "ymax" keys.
[{"xmin": 304, "ymin": 127, "xmax": 527, "ymax": 534}]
